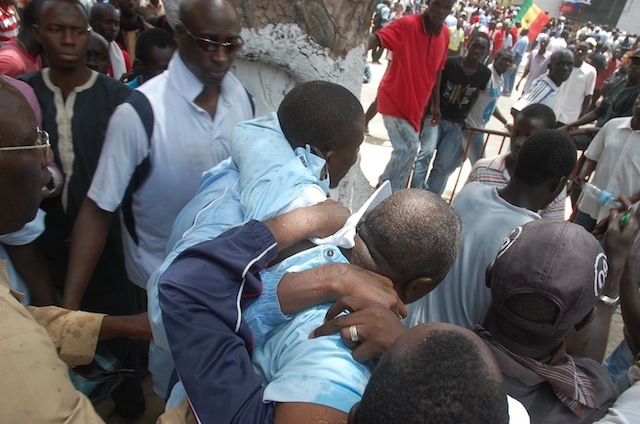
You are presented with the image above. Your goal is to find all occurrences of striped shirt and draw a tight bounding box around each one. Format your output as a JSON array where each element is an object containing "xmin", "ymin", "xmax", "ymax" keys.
[
  {"xmin": 0, "ymin": 6, "xmax": 18, "ymax": 45},
  {"xmin": 512, "ymin": 74, "xmax": 560, "ymax": 113},
  {"xmin": 467, "ymin": 153, "xmax": 566, "ymax": 220}
]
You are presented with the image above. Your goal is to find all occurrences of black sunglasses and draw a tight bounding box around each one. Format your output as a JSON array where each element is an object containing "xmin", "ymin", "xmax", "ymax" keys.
[{"xmin": 177, "ymin": 20, "xmax": 243, "ymax": 53}]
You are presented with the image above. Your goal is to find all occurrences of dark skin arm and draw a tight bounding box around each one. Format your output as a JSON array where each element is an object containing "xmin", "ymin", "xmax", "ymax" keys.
[
  {"xmin": 5, "ymin": 242, "xmax": 56, "ymax": 305},
  {"xmin": 367, "ymin": 33, "xmax": 381, "ymax": 51},
  {"xmin": 620, "ymin": 247, "xmax": 640, "ymax": 357},
  {"xmin": 63, "ymin": 198, "xmax": 113, "ymax": 310},
  {"xmin": 581, "ymin": 95, "xmax": 593, "ymax": 118},
  {"xmin": 566, "ymin": 205, "xmax": 639, "ymax": 361},
  {"xmin": 515, "ymin": 60, "xmax": 531, "ymax": 91},
  {"xmin": 274, "ymin": 403, "xmax": 347, "ymax": 424},
  {"xmin": 264, "ymin": 200, "xmax": 407, "ymax": 318},
  {"xmin": 558, "ymin": 109, "xmax": 603, "ymax": 132},
  {"xmin": 571, "ymin": 157, "xmax": 597, "ymax": 190},
  {"xmin": 278, "ymin": 264, "xmax": 406, "ymax": 318},
  {"xmin": 100, "ymin": 312, "xmax": 153, "ymax": 341}
]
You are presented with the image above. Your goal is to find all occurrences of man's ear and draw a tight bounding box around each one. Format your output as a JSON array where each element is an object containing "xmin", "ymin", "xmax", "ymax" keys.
[
  {"xmin": 550, "ymin": 175, "xmax": 567, "ymax": 196},
  {"xmin": 173, "ymin": 23, "xmax": 187, "ymax": 47},
  {"xmin": 402, "ymin": 277, "xmax": 435, "ymax": 304},
  {"xmin": 33, "ymin": 25, "xmax": 41, "ymax": 45},
  {"xmin": 347, "ymin": 402, "xmax": 361, "ymax": 424},
  {"xmin": 133, "ymin": 58, "xmax": 144, "ymax": 72},
  {"xmin": 323, "ymin": 149, "xmax": 335, "ymax": 165}
]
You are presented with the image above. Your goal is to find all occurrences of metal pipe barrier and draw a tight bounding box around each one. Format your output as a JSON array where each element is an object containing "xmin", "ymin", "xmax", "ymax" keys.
[{"xmin": 447, "ymin": 126, "xmax": 511, "ymax": 203}]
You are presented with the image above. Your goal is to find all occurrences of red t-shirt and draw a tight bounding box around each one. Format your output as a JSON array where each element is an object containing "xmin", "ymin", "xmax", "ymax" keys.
[
  {"xmin": 376, "ymin": 13, "xmax": 449, "ymax": 132},
  {"xmin": 510, "ymin": 27, "xmax": 519, "ymax": 43},
  {"xmin": 492, "ymin": 29, "xmax": 505, "ymax": 54},
  {"xmin": 0, "ymin": 41, "xmax": 42, "ymax": 77}
]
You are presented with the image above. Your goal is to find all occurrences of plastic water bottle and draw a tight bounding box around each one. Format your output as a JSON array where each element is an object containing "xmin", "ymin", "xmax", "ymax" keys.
[{"xmin": 581, "ymin": 182, "xmax": 621, "ymax": 208}]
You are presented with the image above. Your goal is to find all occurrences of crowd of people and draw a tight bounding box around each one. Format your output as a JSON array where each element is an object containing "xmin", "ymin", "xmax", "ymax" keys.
[{"xmin": 1, "ymin": 0, "xmax": 640, "ymax": 422}]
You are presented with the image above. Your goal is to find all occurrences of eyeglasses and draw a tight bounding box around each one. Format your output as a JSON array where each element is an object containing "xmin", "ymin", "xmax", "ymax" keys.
[
  {"xmin": 0, "ymin": 128, "xmax": 53, "ymax": 165},
  {"xmin": 177, "ymin": 20, "xmax": 243, "ymax": 53}
]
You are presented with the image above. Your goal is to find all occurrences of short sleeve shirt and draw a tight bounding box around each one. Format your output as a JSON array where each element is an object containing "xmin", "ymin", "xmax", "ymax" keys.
[
  {"xmin": 88, "ymin": 52, "xmax": 254, "ymax": 287},
  {"xmin": 439, "ymin": 56, "xmax": 491, "ymax": 123},
  {"xmin": 580, "ymin": 117, "xmax": 640, "ymax": 222},
  {"xmin": 555, "ymin": 62, "xmax": 597, "ymax": 124},
  {"xmin": 0, "ymin": 42, "xmax": 42, "ymax": 77},
  {"xmin": 466, "ymin": 64, "xmax": 503, "ymax": 128},
  {"xmin": 376, "ymin": 13, "xmax": 449, "ymax": 131},
  {"xmin": 512, "ymin": 75, "xmax": 560, "ymax": 112}
]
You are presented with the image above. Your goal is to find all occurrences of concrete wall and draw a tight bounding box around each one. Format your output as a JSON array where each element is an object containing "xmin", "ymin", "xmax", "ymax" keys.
[
  {"xmin": 536, "ymin": 0, "xmax": 563, "ymax": 17},
  {"xmin": 615, "ymin": 0, "xmax": 640, "ymax": 34}
]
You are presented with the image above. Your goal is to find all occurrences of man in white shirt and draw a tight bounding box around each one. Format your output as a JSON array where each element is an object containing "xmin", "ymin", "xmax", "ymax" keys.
[
  {"xmin": 463, "ymin": 48, "xmax": 513, "ymax": 163},
  {"xmin": 572, "ymin": 94, "xmax": 640, "ymax": 232},
  {"xmin": 512, "ymin": 48, "xmax": 573, "ymax": 117},
  {"xmin": 555, "ymin": 42, "xmax": 597, "ymax": 125}
]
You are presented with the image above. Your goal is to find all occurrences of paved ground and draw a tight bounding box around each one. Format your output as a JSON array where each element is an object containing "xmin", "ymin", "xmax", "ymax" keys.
[
  {"xmin": 359, "ymin": 54, "xmax": 624, "ymax": 361},
  {"xmin": 96, "ymin": 54, "xmax": 625, "ymax": 423}
]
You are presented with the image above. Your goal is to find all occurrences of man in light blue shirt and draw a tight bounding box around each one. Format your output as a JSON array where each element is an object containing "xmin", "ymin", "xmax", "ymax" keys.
[{"xmin": 503, "ymin": 28, "xmax": 529, "ymax": 96}]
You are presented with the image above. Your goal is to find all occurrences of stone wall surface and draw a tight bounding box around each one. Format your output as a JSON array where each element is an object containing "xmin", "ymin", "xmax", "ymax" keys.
[{"xmin": 164, "ymin": 0, "xmax": 377, "ymax": 209}]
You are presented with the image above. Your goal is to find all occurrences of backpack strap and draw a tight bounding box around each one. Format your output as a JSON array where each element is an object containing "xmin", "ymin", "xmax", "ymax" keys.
[
  {"xmin": 245, "ymin": 87, "xmax": 255, "ymax": 116},
  {"xmin": 121, "ymin": 91, "xmax": 154, "ymax": 245}
]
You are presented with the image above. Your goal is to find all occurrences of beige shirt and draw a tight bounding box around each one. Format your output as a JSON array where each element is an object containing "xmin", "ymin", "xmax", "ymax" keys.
[{"xmin": 0, "ymin": 261, "xmax": 106, "ymax": 423}]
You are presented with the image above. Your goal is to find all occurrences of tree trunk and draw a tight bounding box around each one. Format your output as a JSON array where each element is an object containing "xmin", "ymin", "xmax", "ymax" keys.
[{"xmin": 165, "ymin": 0, "xmax": 377, "ymax": 208}]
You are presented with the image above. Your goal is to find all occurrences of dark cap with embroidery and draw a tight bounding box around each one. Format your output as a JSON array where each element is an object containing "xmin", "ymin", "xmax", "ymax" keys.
[{"xmin": 489, "ymin": 220, "xmax": 607, "ymax": 338}]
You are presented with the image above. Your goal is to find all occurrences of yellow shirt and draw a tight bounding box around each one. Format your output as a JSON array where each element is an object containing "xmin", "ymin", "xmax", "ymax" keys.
[
  {"xmin": 0, "ymin": 261, "xmax": 106, "ymax": 423},
  {"xmin": 449, "ymin": 27, "xmax": 465, "ymax": 51}
]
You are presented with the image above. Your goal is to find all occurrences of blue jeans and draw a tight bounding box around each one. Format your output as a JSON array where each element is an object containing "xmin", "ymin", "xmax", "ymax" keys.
[
  {"xmin": 411, "ymin": 117, "xmax": 464, "ymax": 195},
  {"xmin": 604, "ymin": 339, "xmax": 634, "ymax": 386},
  {"xmin": 379, "ymin": 115, "xmax": 420, "ymax": 190},
  {"xmin": 461, "ymin": 129, "xmax": 486, "ymax": 165},
  {"xmin": 503, "ymin": 59, "xmax": 522, "ymax": 94}
]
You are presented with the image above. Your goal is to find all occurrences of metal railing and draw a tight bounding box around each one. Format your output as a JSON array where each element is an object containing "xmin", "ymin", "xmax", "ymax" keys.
[{"xmin": 447, "ymin": 126, "xmax": 511, "ymax": 203}]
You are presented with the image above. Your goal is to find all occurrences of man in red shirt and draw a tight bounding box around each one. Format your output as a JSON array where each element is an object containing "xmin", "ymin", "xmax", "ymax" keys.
[
  {"xmin": 0, "ymin": 0, "xmax": 42, "ymax": 77},
  {"xmin": 368, "ymin": 0, "xmax": 453, "ymax": 190},
  {"xmin": 492, "ymin": 22, "xmax": 505, "ymax": 57}
]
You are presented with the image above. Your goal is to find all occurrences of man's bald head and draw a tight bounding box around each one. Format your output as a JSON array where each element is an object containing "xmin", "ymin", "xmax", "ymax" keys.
[
  {"xmin": 89, "ymin": 3, "xmax": 120, "ymax": 43},
  {"xmin": 178, "ymin": 0, "xmax": 238, "ymax": 26},
  {"xmin": 0, "ymin": 83, "xmax": 49, "ymax": 235},
  {"xmin": 353, "ymin": 323, "xmax": 509, "ymax": 424},
  {"xmin": 174, "ymin": 0, "xmax": 241, "ymax": 87},
  {"xmin": 352, "ymin": 189, "xmax": 461, "ymax": 303},
  {"xmin": 548, "ymin": 48, "xmax": 573, "ymax": 86}
]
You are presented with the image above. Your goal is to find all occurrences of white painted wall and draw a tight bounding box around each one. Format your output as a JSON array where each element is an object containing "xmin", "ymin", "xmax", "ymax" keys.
[
  {"xmin": 616, "ymin": 0, "xmax": 640, "ymax": 34},
  {"xmin": 536, "ymin": 0, "xmax": 563, "ymax": 17}
]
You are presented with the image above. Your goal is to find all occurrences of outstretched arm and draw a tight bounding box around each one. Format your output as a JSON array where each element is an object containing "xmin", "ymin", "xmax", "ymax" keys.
[
  {"xmin": 160, "ymin": 201, "xmax": 350, "ymax": 424},
  {"xmin": 62, "ymin": 198, "xmax": 113, "ymax": 310},
  {"xmin": 566, "ymin": 207, "xmax": 639, "ymax": 361},
  {"xmin": 367, "ymin": 33, "xmax": 381, "ymax": 51}
]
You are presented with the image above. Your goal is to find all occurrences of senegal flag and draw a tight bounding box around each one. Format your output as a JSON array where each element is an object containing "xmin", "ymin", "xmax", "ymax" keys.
[
  {"xmin": 515, "ymin": 0, "xmax": 542, "ymax": 28},
  {"xmin": 515, "ymin": 0, "xmax": 551, "ymax": 41}
]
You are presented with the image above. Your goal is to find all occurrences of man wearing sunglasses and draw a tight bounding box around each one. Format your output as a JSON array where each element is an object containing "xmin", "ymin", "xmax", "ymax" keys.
[
  {"xmin": 0, "ymin": 80, "xmax": 154, "ymax": 424},
  {"xmin": 65, "ymin": 0, "xmax": 254, "ymax": 397}
]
